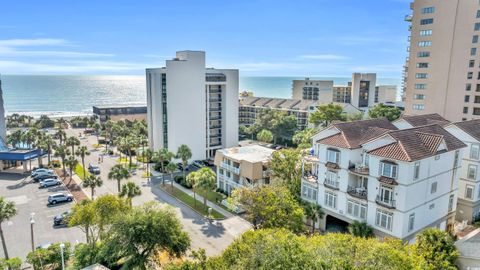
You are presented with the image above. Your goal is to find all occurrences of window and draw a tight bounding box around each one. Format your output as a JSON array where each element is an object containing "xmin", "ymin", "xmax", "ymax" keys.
[
  {"xmin": 467, "ymin": 84, "xmax": 472, "ymax": 91},
  {"xmin": 415, "ymin": 84, "xmax": 426, "ymax": 90},
  {"xmin": 421, "ymin": 7, "xmax": 435, "ymax": 14},
  {"xmin": 324, "ymin": 192, "xmax": 337, "ymax": 209},
  {"xmin": 466, "ymin": 185, "xmax": 475, "ymax": 200},
  {"xmin": 375, "ymin": 209, "xmax": 393, "ymax": 231},
  {"xmin": 325, "ymin": 170, "xmax": 338, "ymax": 186},
  {"xmin": 414, "ymin": 94, "xmax": 425, "ymax": 100},
  {"xmin": 475, "ymin": 108, "xmax": 480, "ymax": 115},
  {"xmin": 326, "ymin": 149, "xmax": 340, "ymax": 164},
  {"xmin": 466, "ymin": 95, "xmax": 471, "ymax": 103},
  {"xmin": 408, "ymin": 213, "xmax": 415, "ymax": 232},
  {"xmin": 380, "ymin": 162, "xmax": 398, "ymax": 178},
  {"xmin": 448, "ymin": 194, "xmax": 454, "ymax": 211},
  {"xmin": 416, "ymin": 73, "xmax": 428, "ymax": 79},
  {"xmin": 420, "ymin": 18, "xmax": 434, "ymax": 25},
  {"xmin": 417, "ymin": 51, "xmax": 430, "ymax": 57},
  {"xmin": 414, "ymin": 162, "xmax": 420, "ymax": 179},
  {"xmin": 413, "ymin": 104, "xmax": 425, "ymax": 110},
  {"xmin": 431, "ymin": 182, "xmax": 437, "ymax": 194},
  {"xmin": 472, "ymin": 48, "xmax": 478, "ymax": 56},
  {"xmin": 468, "ymin": 164, "xmax": 478, "ymax": 180},
  {"xmin": 468, "ymin": 72, "xmax": 474, "ymax": 79},
  {"xmin": 476, "ymin": 96, "xmax": 480, "ymax": 104},
  {"xmin": 455, "ymin": 150, "xmax": 460, "ymax": 168},
  {"xmin": 477, "ymin": 84, "xmax": 480, "ymax": 92},
  {"xmin": 474, "ymin": 35, "xmax": 479, "ymax": 44},
  {"xmin": 347, "ymin": 200, "xmax": 367, "ymax": 220},
  {"xmin": 470, "ymin": 60, "xmax": 476, "ymax": 68},
  {"xmin": 470, "ymin": 144, "xmax": 480, "ymax": 160},
  {"xmin": 464, "ymin": 107, "xmax": 469, "ymax": 114},
  {"xmin": 475, "ymin": 23, "xmax": 480, "ymax": 31},
  {"xmin": 417, "ymin": 62, "xmax": 429, "ymax": 68},
  {"xmin": 302, "ymin": 185, "xmax": 317, "ymax": 201},
  {"xmin": 418, "ymin": 41, "xmax": 432, "ymax": 47},
  {"xmin": 419, "ymin": 29, "xmax": 432, "ymax": 36}
]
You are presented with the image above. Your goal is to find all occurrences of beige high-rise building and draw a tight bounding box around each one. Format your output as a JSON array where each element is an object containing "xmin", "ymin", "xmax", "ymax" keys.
[
  {"xmin": 292, "ymin": 78, "xmax": 334, "ymax": 102},
  {"xmin": 404, "ymin": 0, "xmax": 480, "ymax": 121}
]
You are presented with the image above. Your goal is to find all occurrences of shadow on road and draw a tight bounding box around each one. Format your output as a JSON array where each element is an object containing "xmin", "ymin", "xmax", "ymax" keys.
[{"xmin": 201, "ymin": 221, "xmax": 226, "ymax": 238}]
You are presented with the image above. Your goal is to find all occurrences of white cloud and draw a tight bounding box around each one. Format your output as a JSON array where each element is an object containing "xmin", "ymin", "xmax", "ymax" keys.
[
  {"xmin": 299, "ymin": 54, "xmax": 349, "ymax": 60},
  {"xmin": 0, "ymin": 38, "xmax": 68, "ymax": 47}
]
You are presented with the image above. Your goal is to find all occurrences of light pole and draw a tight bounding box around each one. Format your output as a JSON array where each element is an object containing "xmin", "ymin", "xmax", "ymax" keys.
[
  {"xmin": 30, "ymin": 213, "xmax": 35, "ymax": 252},
  {"xmin": 59, "ymin": 243, "xmax": 65, "ymax": 270}
]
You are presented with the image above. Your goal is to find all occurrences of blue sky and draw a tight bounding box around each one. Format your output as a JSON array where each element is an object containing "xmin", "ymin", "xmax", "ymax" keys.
[{"xmin": 0, "ymin": 0, "xmax": 411, "ymax": 78}]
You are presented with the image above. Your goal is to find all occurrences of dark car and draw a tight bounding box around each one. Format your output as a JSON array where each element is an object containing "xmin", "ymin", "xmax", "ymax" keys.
[
  {"xmin": 177, "ymin": 163, "xmax": 190, "ymax": 171},
  {"xmin": 34, "ymin": 173, "xmax": 58, "ymax": 182},
  {"xmin": 53, "ymin": 211, "xmax": 71, "ymax": 226},
  {"xmin": 88, "ymin": 164, "xmax": 101, "ymax": 174}
]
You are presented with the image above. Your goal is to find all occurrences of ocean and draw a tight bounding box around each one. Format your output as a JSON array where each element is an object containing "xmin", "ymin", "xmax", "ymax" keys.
[{"xmin": 1, "ymin": 75, "xmax": 402, "ymax": 117}]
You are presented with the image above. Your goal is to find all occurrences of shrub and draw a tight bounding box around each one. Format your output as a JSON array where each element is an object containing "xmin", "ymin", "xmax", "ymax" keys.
[{"xmin": 174, "ymin": 176, "xmax": 192, "ymax": 188}]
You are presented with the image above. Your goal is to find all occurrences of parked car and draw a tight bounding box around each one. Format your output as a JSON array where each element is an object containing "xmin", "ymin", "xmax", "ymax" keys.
[
  {"xmin": 33, "ymin": 173, "xmax": 57, "ymax": 182},
  {"xmin": 53, "ymin": 211, "xmax": 71, "ymax": 226},
  {"xmin": 177, "ymin": 163, "xmax": 190, "ymax": 171},
  {"xmin": 31, "ymin": 168, "xmax": 54, "ymax": 177},
  {"xmin": 39, "ymin": 178, "xmax": 61, "ymax": 188},
  {"xmin": 36, "ymin": 243, "xmax": 52, "ymax": 250},
  {"xmin": 88, "ymin": 164, "xmax": 101, "ymax": 174},
  {"xmin": 48, "ymin": 193, "xmax": 73, "ymax": 205},
  {"xmin": 192, "ymin": 160, "xmax": 206, "ymax": 168}
]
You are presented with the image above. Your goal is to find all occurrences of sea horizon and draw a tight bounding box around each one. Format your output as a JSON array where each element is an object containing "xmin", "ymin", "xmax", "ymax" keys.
[{"xmin": 1, "ymin": 74, "xmax": 402, "ymax": 118}]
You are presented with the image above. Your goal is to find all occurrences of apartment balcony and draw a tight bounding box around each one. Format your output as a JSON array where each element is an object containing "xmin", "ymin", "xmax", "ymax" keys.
[
  {"xmin": 302, "ymin": 174, "xmax": 318, "ymax": 184},
  {"xmin": 404, "ymin": 14, "xmax": 412, "ymax": 22},
  {"xmin": 206, "ymin": 73, "xmax": 227, "ymax": 82},
  {"xmin": 209, "ymin": 125, "xmax": 222, "ymax": 129},
  {"xmin": 303, "ymin": 154, "xmax": 320, "ymax": 163},
  {"xmin": 348, "ymin": 163, "xmax": 369, "ymax": 176},
  {"xmin": 375, "ymin": 195, "xmax": 396, "ymax": 209},
  {"xmin": 221, "ymin": 162, "xmax": 240, "ymax": 174},
  {"xmin": 210, "ymin": 133, "xmax": 222, "ymax": 138},
  {"xmin": 209, "ymin": 98, "xmax": 222, "ymax": 102},
  {"xmin": 209, "ymin": 107, "xmax": 222, "ymax": 112},
  {"xmin": 347, "ymin": 186, "xmax": 367, "ymax": 200},
  {"xmin": 210, "ymin": 142, "xmax": 222, "ymax": 147},
  {"xmin": 209, "ymin": 116, "xmax": 222, "ymax": 121},
  {"xmin": 324, "ymin": 178, "xmax": 339, "ymax": 190},
  {"xmin": 220, "ymin": 176, "xmax": 243, "ymax": 189}
]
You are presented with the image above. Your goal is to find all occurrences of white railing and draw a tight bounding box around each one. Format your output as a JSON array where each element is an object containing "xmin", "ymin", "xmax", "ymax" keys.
[{"xmin": 221, "ymin": 162, "xmax": 240, "ymax": 174}]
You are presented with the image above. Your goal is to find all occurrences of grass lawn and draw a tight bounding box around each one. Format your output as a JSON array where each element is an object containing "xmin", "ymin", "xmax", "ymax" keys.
[
  {"xmin": 196, "ymin": 189, "xmax": 235, "ymax": 213},
  {"xmin": 74, "ymin": 164, "xmax": 91, "ymax": 180},
  {"xmin": 161, "ymin": 185, "xmax": 225, "ymax": 219}
]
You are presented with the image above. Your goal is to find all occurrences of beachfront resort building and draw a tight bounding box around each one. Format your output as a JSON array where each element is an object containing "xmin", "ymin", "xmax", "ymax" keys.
[
  {"xmin": 301, "ymin": 117, "xmax": 465, "ymax": 241},
  {"xmin": 213, "ymin": 144, "xmax": 275, "ymax": 195},
  {"xmin": 403, "ymin": 0, "xmax": 480, "ymax": 121},
  {"xmin": 239, "ymin": 96, "xmax": 361, "ymax": 130},
  {"xmin": 444, "ymin": 120, "xmax": 480, "ymax": 223},
  {"xmin": 291, "ymin": 79, "xmax": 334, "ymax": 101},
  {"xmin": 146, "ymin": 51, "xmax": 239, "ymax": 160},
  {"xmin": 92, "ymin": 104, "xmax": 147, "ymax": 123}
]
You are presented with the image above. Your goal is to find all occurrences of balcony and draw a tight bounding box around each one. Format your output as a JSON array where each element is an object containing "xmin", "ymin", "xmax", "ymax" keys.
[
  {"xmin": 324, "ymin": 179, "xmax": 339, "ymax": 190},
  {"xmin": 209, "ymin": 125, "xmax": 221, "ymax": 129},
  {"xmin": 221, "ymin": 162, "xmax": 240, "ymax": 174},
  {"xmin": 375, "ymin": 195, "xmax": 396, "ymax": 209},
  {"xmin": 210, "ymin": 133, "xmax": 222, "ymax": 138},
  {"xmin": 209, "ymin": 107, "xmax": 222, "ymax": 112},
  {"xmin": 302, "ymin": 174, "xmax": 318, "ymax": 184},
  {"xmin": 347, "ymin": 186, "xmax": 367, "ymax": 200},
  {"xmin": 303, "ymin": 154, "xmax": 320, "ymax": 163},
  {"xmin": 209, "ymin": 98, "xmax": 222, "ymax": 102},
  {"xmin": 349, "ymin": 163, "xmax": 369, "ymax": 175},
  {"xmin": 209, "ymin": 116, "xmax": 222, "ymax": 121},
  {"xmin": 404, "ymin": 14, "xmax": 412, "ymax": 22},
  {"xmin": 206, "ymin": 73, "xmax": 226, "ymax": 82}
]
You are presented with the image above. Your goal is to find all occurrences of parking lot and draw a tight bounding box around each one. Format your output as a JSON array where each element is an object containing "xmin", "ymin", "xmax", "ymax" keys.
[{"xmin": 0, "ymin": 172, "xmax": 84, "ymax": 259}]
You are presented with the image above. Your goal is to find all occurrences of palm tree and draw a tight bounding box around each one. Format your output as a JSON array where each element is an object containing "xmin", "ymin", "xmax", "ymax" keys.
[
  {"xmin": 143, "ymin": 148, "xmax": 153, "ymax": 180},
  {"xmin": 348, "ymin": 221, "xmax": 374, "ymax": 238},
  {"xmin": 92, "ymin": 122, "xmax": 101, "ymax": 143},
  {"xmin": 38, "ymin": 134, "xmax": 56, "ymax": 166},
  {"xmin": 303, "ymin": 202, "xmax": 324, "ymax": 235},
  {"xmin": 6, "ymin": 129, "xmax": 23, "ymax": 148},
  {"xmin": 155, "ymin": 148, "xmax": 174, "ymax": 173},
  {"xmin": 75, "ymin": 146, "xmax": 90, "ymax": 179},
  {"xmin": 56, "ymin": 117, "xmax": 68, "ymax": 130},
  {"xmin": 186, "ymin": 171, "xmax": 198, "ymax": 208},
  {"xmin": 54, "ymin": 145, "xmax": 70, "ymax": 177},
  {"xmin": 108, "ymin": 164, "xmax": 130, "ymax": 192},
  {"xmin": 0, "ymin": 197, "xmax": 17, "ymax": 260},
  {"xmin": 165, "ymin": 162, "xmax": 177, "ymax": 189},
  {"xmin": 125, "ymin": 135, "xmax": 138, "ymax": 168},
  {"xmin": 119, "ymin": 182, "xmax": 142, "ymax": 207},
  {"xmin": 55, "ymin": 129, "xmax": 66, "ymax": 145},
  {"xmin": 176, "ymin": 144, "xmax": 192, "ymax": 180},
  {"xmin": 66, "ymin": 136, "xmax": 80, "ymax": 154},
  {"xmin": 65, "ymin": 155, "xmax": 79, "ymax": 183},
  {"xmin": 195, "ymin": 167, "xmax": 217, "ymax": 210},
  {"xmin": 82, "ymin": 175, "xmax": 103, "ymax": 199}
]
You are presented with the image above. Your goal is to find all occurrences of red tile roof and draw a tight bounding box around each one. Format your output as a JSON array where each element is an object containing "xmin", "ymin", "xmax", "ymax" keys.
[
  {"xmin": 452, "ymin": 119, "xmax": 480, "ymax": 142},
  {"xmin": 400, "ymin": 113, "xmax": 451, "ymax": 127}
]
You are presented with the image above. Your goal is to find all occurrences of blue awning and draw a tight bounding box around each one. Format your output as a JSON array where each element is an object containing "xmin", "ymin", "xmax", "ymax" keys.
[{"xmin": 0, "ymin": 149, "xmax": 43, "ymax": 161}]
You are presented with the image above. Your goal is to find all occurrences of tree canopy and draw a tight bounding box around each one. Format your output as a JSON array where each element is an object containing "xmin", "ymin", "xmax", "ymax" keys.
[
  {"xmin": 368, "ymin": 104, "xmax": 402, "ymax": 121},
  {"xmin": 268, "ymin": 149, "xmax": 302, "ymax": 199},
  {"xmin": 309, "ymin": 104, "xmax": 346, "ymax": 127}
]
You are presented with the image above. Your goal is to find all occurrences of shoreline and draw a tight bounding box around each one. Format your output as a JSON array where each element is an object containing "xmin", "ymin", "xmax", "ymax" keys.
[{"xmin": 5, "ymin": 111, "xmax": 93, "ymax": 120}]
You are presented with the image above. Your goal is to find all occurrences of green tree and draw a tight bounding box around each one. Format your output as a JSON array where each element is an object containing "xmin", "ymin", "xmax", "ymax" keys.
[
  {"xmin": 143, "ymin": 148, "xmax": 154, "ymax": 180},
  {"xmin": 269, "ymin": 149, "xmax": 302, "ymax": 200},
  {"xmin": 38, "ymin": 134, "xmax": 56, "ymax": 166},
  {"xmin": 92, "ymin": 122, "xmax": 101, "ymax": 144},
  {"xmin": 108, "ymin": 164, "xmax": 130, "ymax": 192},
  {"xmin": 69, "ymin": 200, "xmax": 96, "ymax": 243},
  {"xmin": 55, "ymin": 129, "xmax": 66, "ymax": 145},
  {"xmin": 66, "ymin": 135, "xmax": 81, "ymax": 154},
  {"xmin": 155, "ymin": 148, "xmax": 174, "ymax": 174},
  {"xmin": 54, "ymin": 145, "xmax": 71, "ymax": 177},
  {"xmin": 177, "ymin": 144, "xmax": 192, "ymax": 180},
  {"xmin": 6, "ymin": 129, "xmax": 23, "ymax": 148},
  {"xmin": 368, "ymin": 104, "xmax": 402, "ymax": 121},
  {"xmin": 303, "ymin": 202, "xmax": 324, "ymax": 235},
  {"xmin": 75, "ymin": 145, "xmax": 90, "ymax": 179},
  {"xmin": 27, "ymin": 242, "xmax": 72, "ymax": 270},
  {"xmin": 93, "ymin": 194, "xmax": 130, "ymax": 238},
  {"xmin": 0, "ymin": 258, "xmax": 21, "ymax": 270},
  {"xmin": 412, "ymin": 228, "xmax": 459, "ymax": 270},
  {"xmin": 194, "ymin": 168, "xmax": 217, "ymax": 211},
  {"xmin": 119, "ymin": 182, "xmax": 142, "ymax": 207},
  {"xmin": 257, "ymin": 129, "xmax": 273, "ymax": 143},
  {"xmin": 102, "ymin": 203, "xmax": 190, "ymax": 270},
  {"xmin": 0, "ymin": 197, "xmax": 17, "ymax": 260},
  {"xmin": 292, "ymin": 128, "xmax": 316, "ymax": 149},
  {"xmin": 230, "ymin": 185, "xmax": 305, "ymax": 233},
  {"xmin": 309, "ymin": 103, "xmax": 346, "ymax": 127},
  {"xmin": 65, "ymin": 155, "xmax": 79, "ymax": 182},
  {"xmin": 186, "ymin": 171, "xmax": 198, "ymax": 208},
  {"xmin": 347, "ymin": 221, "xmax": 374, "ymax": 238},
  {"xmin": 55, "ymin": 117, "xmax": 68, "ymax": 129},
  {"xmin": 83, "ymin": 175, "xmax": 103, "ymax": 199},
  {"xmin": 166, "ymin": 162, "xmax": 178, "ymax": 189},
  {"xmin": 271, "ymin": 114, "xmax": 298, "ymax": 144}
]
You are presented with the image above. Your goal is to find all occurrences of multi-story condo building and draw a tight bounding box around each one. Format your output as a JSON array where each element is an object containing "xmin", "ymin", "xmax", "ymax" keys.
[
  {"xmin": 214, "ymin": 145, "xmax": 275, "ymax": 195},
  {"xmin": 333, "ymin": 84, "xmax": 352, "ymax": 103},
  {"xmin": 146, "ymin": 51, "xmax": 239, "ymax": 160},
  {"xmin": 404, "ymin": 0, "xmax": 480, "ymax": 121},
  {"xmin": 302, "ymin": 118, "xmax": 466, "ymax": 241},
  {"xmin": 292, "ymin": 78, "xmax": 334, "ymax": 102},
  {"xmin": 350, "ymin": 73, "xmax": 377, "ymax": 109},
  {"xmin": 375, "ymin": 85, "xmax": 398, "ymax": 105},
  {"xmin": 92, "ymin": 104, "xmax": 147, "ymax": 123},
  {"xmin": 239, "ymin": 96, "xmax": 360, "ymax": 130},
  {"xmin": 445, "ymin": 120, "xmax": 480, "ymax": 223}
]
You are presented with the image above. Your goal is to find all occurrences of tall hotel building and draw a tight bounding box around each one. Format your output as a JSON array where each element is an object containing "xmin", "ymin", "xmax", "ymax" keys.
[
  {"xmin": 404, "ymin": 0, "xmax": 480, "ymax": 121},
  {"xmin": 146, "ymin": 51, "xmax": 239, "ymax": 160}
]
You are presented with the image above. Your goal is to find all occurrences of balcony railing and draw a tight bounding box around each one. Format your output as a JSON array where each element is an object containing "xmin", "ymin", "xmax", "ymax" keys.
[
  {"xmin": 302, "ymin": 174, "xmax": 318, "ymax": 184},
  {"xmin": 221, "ymin": 162, "xmax": 240, "ymax": 174},
  {"xmin": 349, "ymin": 163, "xmax": 369, "ymax": 175},
  {"xmin": 324, "ymin": 179, "xmax": 339, "ymax": 190},
  {"xmin": 209, "ymin": 107, "xmax": 222, "ymax": 112},
  {"xmin": 347, "ymin": 186, "xmax": 367, "ymax": 200},
  {"xmin": 404, "ymin": 14, "xmax": 413, "ymax": 22},
  {"xmin": 375, "ymin": 195, "xmax": 396, "ymax": 209},
  {"xmin": 209, "ymin": 98, "xmax": 222, "ymax": 102},
  {"xmin": 209, "ymin": 125, "xmax": 222, "ymax": 129}
]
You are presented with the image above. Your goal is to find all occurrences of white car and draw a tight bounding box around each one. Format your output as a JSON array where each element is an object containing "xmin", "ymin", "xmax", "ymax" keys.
[
  {"xmin": 39, "ymin": 178, "xmax": 61, "ymax": 188},
  {"xmin": 31, "ymin": 168, "xmax": 54, "ymax": 177}
]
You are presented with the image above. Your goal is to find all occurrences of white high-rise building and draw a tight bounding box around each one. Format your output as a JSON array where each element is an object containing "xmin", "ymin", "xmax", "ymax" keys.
[{"xmin": 146, "ymin": 51, "xmax": 239, "ymax": 160}]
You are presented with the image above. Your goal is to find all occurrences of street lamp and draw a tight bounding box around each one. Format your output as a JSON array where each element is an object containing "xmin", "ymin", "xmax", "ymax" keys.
[
  {"xmin": 30, "ymin": 212, "xmax": 35, "ymax": 252},
  {"xmin": 59, "ymin": 243, "xmax": 65, "ymax": 270}
]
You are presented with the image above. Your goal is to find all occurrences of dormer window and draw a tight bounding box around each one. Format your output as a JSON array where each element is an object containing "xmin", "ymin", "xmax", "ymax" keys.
[
  {"xmin": 380, "ymin": 161, "xmax": 398, "ymax": 179},
  {"xmin": 326, "ymin": 149, "xmax": 340, "ymax": 164}
]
